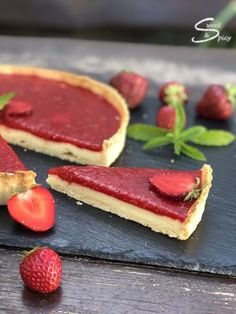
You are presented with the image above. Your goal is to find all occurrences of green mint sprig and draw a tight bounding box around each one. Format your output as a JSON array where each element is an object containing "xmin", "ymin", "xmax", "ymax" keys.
[
  {"xmin": 0, "ymin": 92, "xmax": 16, "ymax": 110},
  {"xmin": 127, "ymin": 121, "xmax": 235, "ymax": 162}
]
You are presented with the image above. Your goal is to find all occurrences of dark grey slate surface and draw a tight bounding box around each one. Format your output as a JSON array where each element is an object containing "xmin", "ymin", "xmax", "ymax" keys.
[{"xmin": 0, "ymin": 36, "xmax": 235, "ymax": 276}]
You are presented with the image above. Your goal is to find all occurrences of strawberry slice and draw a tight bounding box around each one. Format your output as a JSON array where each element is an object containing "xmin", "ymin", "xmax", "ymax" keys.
[
  {"xmin": 5, "ymin": 100, "xmax": 32, "ymax": 117},
  {"xmin": 149, "ymin": 172, "xmax": 201, "ymax": 201},
  {"xmin": 7, "ymin": 186, "xmax": 55, "ymax": 231}
]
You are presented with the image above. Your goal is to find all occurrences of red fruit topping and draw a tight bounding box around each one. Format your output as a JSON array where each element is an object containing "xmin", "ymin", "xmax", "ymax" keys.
[
  {"xmin": 7, "ymin": 186, "xmax": 55, "ymax": 232},
  {"xmin": 149, "ymin": 171, "xmax": 201, "ymax": 201},
  {"xmin": 20, "ymin": 247, "xmax": 62, "ymax": 293},
  {"xmin": 156, "ymin": 106, "xmax": 176, "ymax": 130},
  {"xmin": 196, "ymin": 84, "xmax": 235, "ymax": 120},
  {"xmin": 159, "ymin": 82, "xmax": 189, "ymax": 106},
  {"xmin": 4, "ymin": 100, "xmax": 33, "ymax": 117},
  {"xmin": 109, "ymin": 71, "xmax": 148, "ymax": 109}
]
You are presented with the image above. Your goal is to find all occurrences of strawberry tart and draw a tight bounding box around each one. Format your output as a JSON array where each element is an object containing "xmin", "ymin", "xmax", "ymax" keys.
[
  {"xmin": 0, "ymin": 135, "xmax": 36, "ymax": 205},
  {"xmin": 0, "ymin": 65, "xmax": 129, "ymax": 166},
  {"xmin": 47, "ymin": 164, "xmax": 213, "ymax": 240}
]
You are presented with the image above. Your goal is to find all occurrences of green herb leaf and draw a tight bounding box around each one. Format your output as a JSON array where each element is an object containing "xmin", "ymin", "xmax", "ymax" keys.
[
  {"xmin": 143, "ymin": 136, "xmax": 172, "ymax": 150},
  {"xmin": 127, "ymin": 124, "xmax": 168, "ymax": 142},
  {"xmin": 174, "ymin": 103, "xmax": 186, "ymax": 133},
  {"xmin": 181, "ymin": 126, "xmax": 207, "ymax": 141},
  {"xmin": 0, "ymin": 92, "xmax": 16, "ymax": 110},
  {"xmin": 174, "ymin": 141, "xmax": 181, "ymax": 155},
  {"xmin": 191, "ymin": 130, "xmax": 235, "ymax": 146},
  {"xmin": 180, "ymin": 142, "xmax": 206, "ymax": 161}
]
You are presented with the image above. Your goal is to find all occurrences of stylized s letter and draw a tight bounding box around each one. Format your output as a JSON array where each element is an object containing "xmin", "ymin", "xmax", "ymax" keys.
[{"xmin": 192, "ymin": 17, "xmax": 219, "ymax": 43}]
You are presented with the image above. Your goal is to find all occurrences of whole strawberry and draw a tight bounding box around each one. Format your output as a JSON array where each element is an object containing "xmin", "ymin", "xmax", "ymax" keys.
[
  {"xmin": 20, "ymin": 247, "xmax": 62, "ymax": 293},
  {"xmin": 159, "ymin": 81, "xmax": 189, "ymax": 106},
  {"xmin": 196, "ymin": 84, "xmax": 236, "ymax": 120},
  {"xmin": 109, "ymin": 71, "xmax": 148, "ymax": 109},
  {"xmin": 156, "ymin": 106, "xmax": 176, "ymax": 130}
]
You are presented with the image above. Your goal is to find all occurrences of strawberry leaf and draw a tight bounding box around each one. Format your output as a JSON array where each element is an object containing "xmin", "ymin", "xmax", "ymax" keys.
[
  {"xmin": 180, "ymin": 142, "xmax": 206, "ymax": 161},
  {"xmin": 181, "ymin": 126, "xmax": 207, "ymax": 141},
  {"xmin": 190, "ymin": 130, "xmax": 235, "ymax": 146},
  {"xmin": 0, "ymin": 92, "xmax": 16, "ymax": 110},
  {"xmin": 127, "ymin": 124, "xmax": 168, "ymax": 142},
  {"xmin": 164, "ymin": 84, "xmax": 188, "ymax": 106},
  {"xmin": 225, "ymin": 84, "xmax": 236, "ymax": 106},
  {"xmin": 143, "ymin": 135, "xmax": 172, "ymax": 150}
]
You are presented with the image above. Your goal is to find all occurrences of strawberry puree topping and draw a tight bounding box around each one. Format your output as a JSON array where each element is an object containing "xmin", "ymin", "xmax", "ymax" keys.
[
  {"xmin": 0, "ymin": 136, "xmax": 27, "ymax": 173},
  {"xmin": 0, "ymin": 74, "xmax": 121, "ymax": 151},
  {"xmin": 49, "ymin": 166, "xmax": 202, "ymax": 221}
]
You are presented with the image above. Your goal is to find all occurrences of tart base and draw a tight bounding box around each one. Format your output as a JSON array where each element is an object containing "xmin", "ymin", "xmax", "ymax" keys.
[
  {"xmin": 0, "ymin": 170, "xmax": 36, "ymax": 205},
  {"xmin": 47, "ymin": 165, "xmax": 213, "ymax": 240},
  {"xmin": 0, "ymin": 124, "xmax": 126, "ymax": 167}
]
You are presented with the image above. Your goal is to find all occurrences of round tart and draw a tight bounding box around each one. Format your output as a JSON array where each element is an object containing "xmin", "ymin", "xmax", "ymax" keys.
[{"xmin": 0, "ymin": 65, "xmax": 129, "ymax": 166}]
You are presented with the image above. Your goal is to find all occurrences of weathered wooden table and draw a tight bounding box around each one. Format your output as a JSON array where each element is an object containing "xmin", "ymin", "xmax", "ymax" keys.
[{"xmin": 0, "ymin": 36, "xmax": 235, "ymax": 313}]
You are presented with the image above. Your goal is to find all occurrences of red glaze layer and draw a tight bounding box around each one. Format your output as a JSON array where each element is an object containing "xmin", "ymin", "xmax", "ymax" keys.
[
  {"xmin": 0, "ymin": 74, "xmax": 121, "ymax": 151},
  {"xmin": 0, "ymin": 136, "xmax": 27, "ymax": 173},
  {"xmin": 49, "ymin": 166, "xmax": 202, "ymax": 222}
]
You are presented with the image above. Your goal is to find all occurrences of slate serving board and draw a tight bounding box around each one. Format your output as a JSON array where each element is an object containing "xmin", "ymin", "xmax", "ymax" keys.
[{"xmin": 0, "ymin": 37, "xmax": 235, "ymax": 277}]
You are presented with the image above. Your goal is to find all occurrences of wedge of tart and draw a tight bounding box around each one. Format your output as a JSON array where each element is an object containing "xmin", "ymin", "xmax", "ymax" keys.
[
  {"xmin": 0, "ymin": 65, "xmax": 129, "ymax": 166},
  {"xmin": 47, "ymin": 164, "xmax": 213, "ymax": 240},
  {"xmin": 0, "ymin": 136, "xmax": 36, "ymax": 205}
]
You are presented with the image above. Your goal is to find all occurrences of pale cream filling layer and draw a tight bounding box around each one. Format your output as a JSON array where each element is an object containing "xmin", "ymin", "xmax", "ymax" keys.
[{"xmin": 0, "ymin": 125, "xmax": 126, "ymax": 167}]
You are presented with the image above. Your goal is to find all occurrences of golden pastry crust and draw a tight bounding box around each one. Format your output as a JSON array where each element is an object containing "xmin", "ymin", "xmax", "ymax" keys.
[
  {"xmin": 0, "ymin": 170, "xmax": 36, "ymax": 205},
  {"xmin": 0, "ymin": 65, "xmax": 129, "ymax": 166},
  {"xmin": 46, "ymin": 164, "xmax": 213, "ymax": 240},
  {"xmin": 181, "ymin": 164, "xmax": 213, "ymax": 239}
]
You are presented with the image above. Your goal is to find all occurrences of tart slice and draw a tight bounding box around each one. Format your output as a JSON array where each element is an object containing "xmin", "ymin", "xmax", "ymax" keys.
[
  {"xmin": 47, "ymin": 164, "xmax": 213, "ymax": 240},
  {"xmin": 0, "ymin": 65, "xmax": 129, "ymax": 166},
  {"xmin": 0, "ymin": 136, "xmax": 36, "ymax": 205}
]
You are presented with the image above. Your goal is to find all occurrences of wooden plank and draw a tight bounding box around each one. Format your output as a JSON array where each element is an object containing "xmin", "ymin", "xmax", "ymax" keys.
[{"xmin": 0, "ymin": 248, "xmax": 235, "ymax": 314}]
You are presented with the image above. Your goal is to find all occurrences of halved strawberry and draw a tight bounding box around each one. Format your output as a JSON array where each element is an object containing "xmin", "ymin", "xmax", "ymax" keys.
[
  {"xmin": 7, "ymin": 186, "xmax": 55, "ymax": 231},
  {"xmin": 149, "ymin": 172, "xmax": 201, "ymax": 201},
  {"xmin": 4, "ymin": 100, "xmax": 33, "ymax": 117}
]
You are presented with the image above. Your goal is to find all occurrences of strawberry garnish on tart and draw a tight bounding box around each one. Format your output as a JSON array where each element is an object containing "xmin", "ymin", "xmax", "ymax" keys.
[
  {"xmin": 7, "ymin": 186, "xmax": 55, "ymax": 232},
  {"xmin": 4, "ymin": 100, "xmax": 33, "ymax": 117},
  {"xmin": 47, "ymin": 164, "xmax": 213, "ymax": 240},
  {"xmin": 159, "ymin": 81, "xmax": 189, "ymax": 106},
  {"xmin": 196, "ymin": 84, "xmax": 236, "ymax": 120},
  {"xmin": 20, "ymin": 247, "xmax": 62, "ymax": 293},
  {"xmin": 109, "ymin": 71, "xmax": 148, "ymax": 109},
  {"xmin": 149, "ymin": 171, "xmax": 201, "ymax": 201}
]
